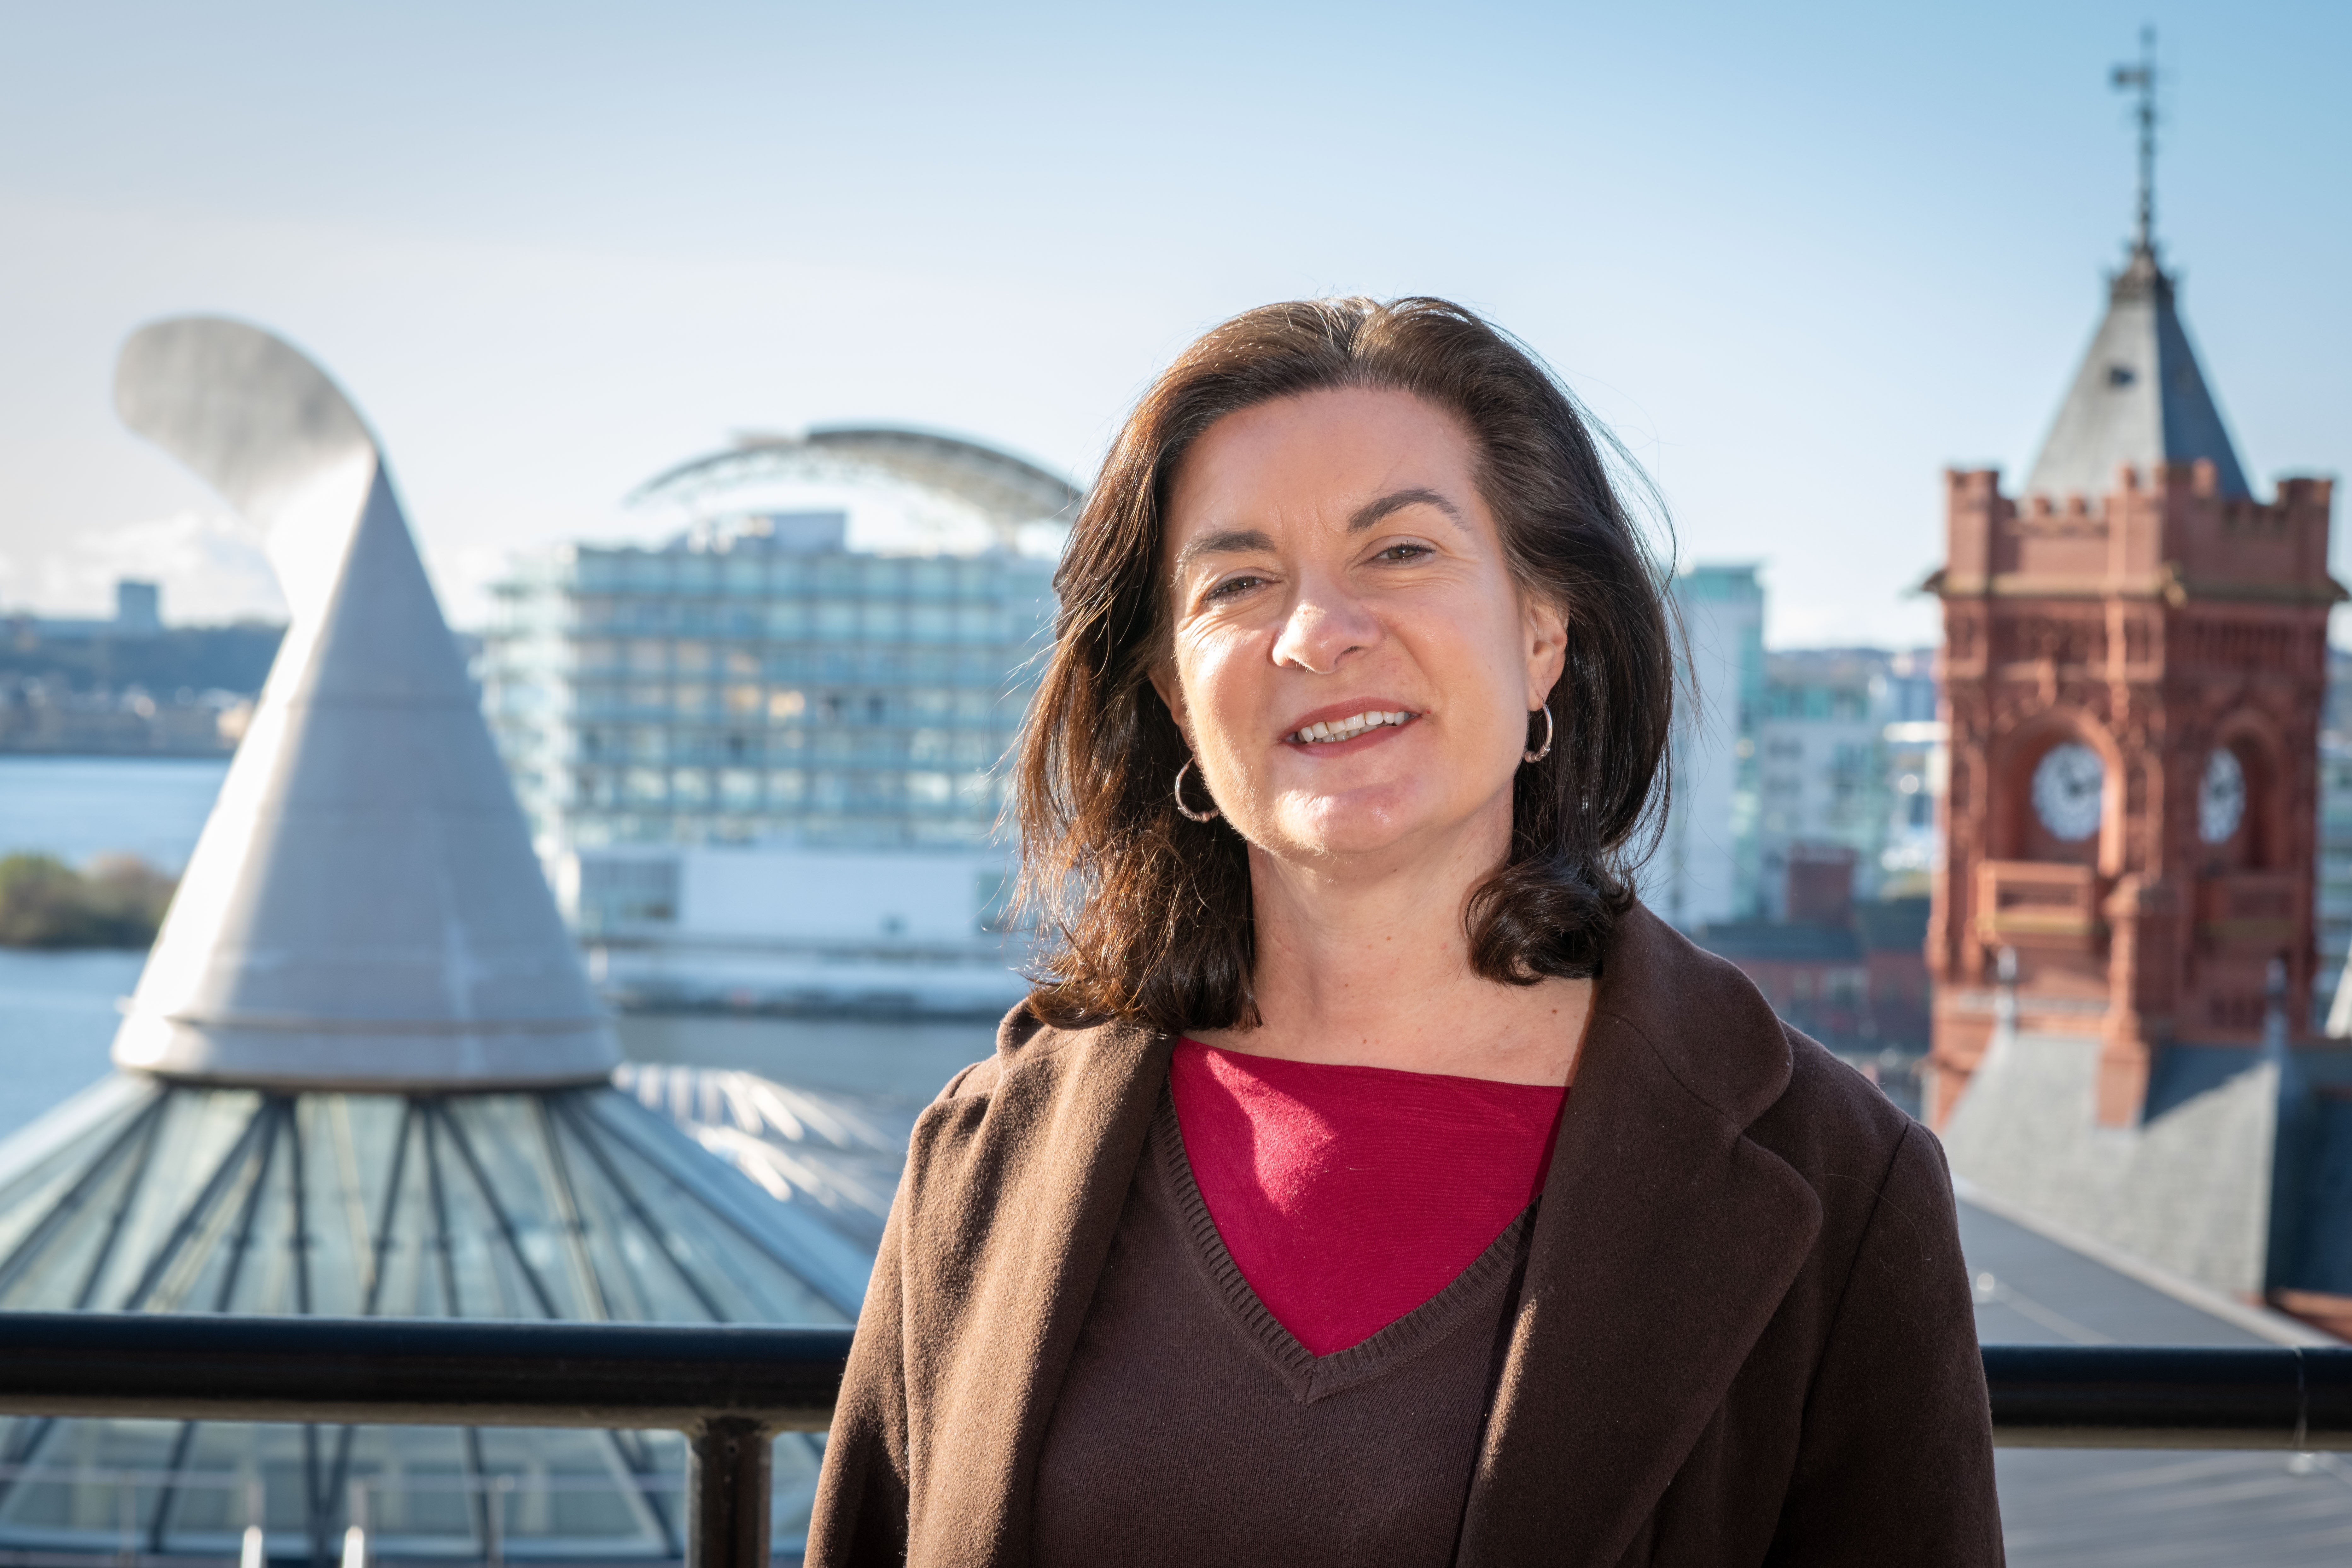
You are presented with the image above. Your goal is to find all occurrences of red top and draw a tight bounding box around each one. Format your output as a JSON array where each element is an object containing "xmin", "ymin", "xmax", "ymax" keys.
[{"xmin": 1168, "ymin": 1038, "xmax": 1567, "ymax": 1357}]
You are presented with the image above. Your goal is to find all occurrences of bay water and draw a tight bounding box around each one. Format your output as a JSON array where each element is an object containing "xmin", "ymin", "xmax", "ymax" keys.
[{"xmin": 0, "ymin": 756, "xmax": 993, "ymax": 1139}]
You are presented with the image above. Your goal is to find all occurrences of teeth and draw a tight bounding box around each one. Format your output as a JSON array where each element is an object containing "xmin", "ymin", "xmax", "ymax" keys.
[{"xmin": 1292, "ymin": 710, "xmax": 1411, "ymax": 744}]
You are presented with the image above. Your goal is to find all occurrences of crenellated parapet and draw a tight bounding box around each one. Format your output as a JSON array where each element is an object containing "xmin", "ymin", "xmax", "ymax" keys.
[{"xmin": 1927, "ymin": 453, "xmax": 2338, "ymax": 1128}]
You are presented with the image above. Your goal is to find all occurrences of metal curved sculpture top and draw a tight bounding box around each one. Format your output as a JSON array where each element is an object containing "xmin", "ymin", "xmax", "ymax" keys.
[
  {"xmin": 629, "ymin": 425, "xmax": 1084, "ymax": 540},
  {"xmin": 116, "ymin": 317, "xmax": 388, "ymax": 616},
  {"xmin": 116, "ymin": 317, "xmax": 373, "ymax": 517},
  {"xmin": 109, "ymin": 316, "xmax": 618, "ymax": 1089}
]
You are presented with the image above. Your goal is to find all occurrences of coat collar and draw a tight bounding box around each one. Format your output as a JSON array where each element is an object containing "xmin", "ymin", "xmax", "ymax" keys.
[
  {"xmin": 1456, "ymin": 903, "xmax": 1823, "ymax": 1566},
  {"xmin": 897, "ymin": 1011, "xmax": 1170, "ymax": 1566}
]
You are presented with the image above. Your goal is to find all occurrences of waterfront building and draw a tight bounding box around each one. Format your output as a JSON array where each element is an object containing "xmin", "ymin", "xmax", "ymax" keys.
[
  {"xmin": 1878, "ymin": 713, "xmax": 1947, "ymax": 899},
  {"xmin": 1925, "ymin": 160, "xmax": 2352, "ymax": 1326},
  {"xmin": 0, "ymin": 319, "xmax": 862, "ymax": 1562},
  {"xmin": 0, "ymin": 580, "xmax": 276, "ymax": 757},
  {"xmin": 481, "ymin": 430, "xmax": 1075, "ymax": 1014},
  {"xmin": 1650, "ymin": 563, "xmax": 1764, "ymax": 928},
  {"xmin": 1650, "ymin": 568, "xmax": 1946, "ymax": 931},
  {"xmin": 1752, "ymin": 648, "xmax": 1939, "ymax": 914},
  {"xmin": 3, "ymin": 579, "xmax": 163, "ymax": 642}
]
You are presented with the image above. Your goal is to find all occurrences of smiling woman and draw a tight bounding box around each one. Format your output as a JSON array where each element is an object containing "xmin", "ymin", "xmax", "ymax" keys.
[
  {"xmin": 808, "ymin": 299, "xmax": 2001, "ymax": 1567},
  {"xmin": 1020, "ymin": 301, "xmax": 1676, "ymax": 1040}
]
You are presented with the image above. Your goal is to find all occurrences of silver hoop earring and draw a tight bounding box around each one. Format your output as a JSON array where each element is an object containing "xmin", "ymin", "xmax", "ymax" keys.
[
  {"xmin": 1522, "ymin": 705, "xmax": 1554, "ymax": 765},
  {"xmin": 1173, "ymin": 758, "xmax": 1220, "ymax": 822}
]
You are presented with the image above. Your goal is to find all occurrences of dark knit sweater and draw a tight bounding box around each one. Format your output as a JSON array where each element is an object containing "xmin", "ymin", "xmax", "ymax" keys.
[{"xmin": 1033, "ymin": 1094, "xmax": 1534, "ymax": 1567}]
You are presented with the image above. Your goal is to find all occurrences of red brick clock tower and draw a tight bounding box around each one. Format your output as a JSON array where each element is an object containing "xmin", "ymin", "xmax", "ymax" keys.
[{"xmin": 1925, "ymin": 238, "xmax": 2338, "ymax": 1129}]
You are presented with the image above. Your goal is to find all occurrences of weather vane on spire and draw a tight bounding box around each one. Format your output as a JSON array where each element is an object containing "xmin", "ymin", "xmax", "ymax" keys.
[{"xmin": 2111, "ymin": 25, "xmax": 2158, "ymax": 253}]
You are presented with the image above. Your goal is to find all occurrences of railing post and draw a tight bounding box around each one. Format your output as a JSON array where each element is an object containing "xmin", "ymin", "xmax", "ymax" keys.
[
  {"xmin": 687, "ymin": 1418, "xmax": 771, "ymax": 1568},
  {"xmin": 114, "ymin": 1476, "xmax": 135, "ymax": 1568},
  {"xmin": 239, "ymin": 1480, "xmax": 264, "ymax": 1568},
  {"xmin": 486, "ymin": 1475, "xmax": 508, "ymax": 1568},
  {"xmin": 341, "ymin": 1481, "xmax": 367, "ymax": 1568}
]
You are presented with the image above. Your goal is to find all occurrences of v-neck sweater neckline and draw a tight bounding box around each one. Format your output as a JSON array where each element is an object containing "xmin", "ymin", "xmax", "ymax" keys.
[
  {"xmin": 1167, "ymin": 1037, "xmax": 1565, "ymax": 1357},
  {"xmin": 1150, "ymin": 1091, "xmax": 1537, "ymax": 1402}
]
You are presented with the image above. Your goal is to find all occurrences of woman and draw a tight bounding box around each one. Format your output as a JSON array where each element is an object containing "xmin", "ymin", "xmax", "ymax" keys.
[{"xmin": 809, "ymin": 298, "xmax": 2000, "ymax": 1566}]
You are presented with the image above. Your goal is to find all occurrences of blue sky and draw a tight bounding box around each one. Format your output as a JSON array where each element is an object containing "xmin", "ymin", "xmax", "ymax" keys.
[{"xmin": 0, "ymin": 1, "xmax": 2343, "ymax": 644}]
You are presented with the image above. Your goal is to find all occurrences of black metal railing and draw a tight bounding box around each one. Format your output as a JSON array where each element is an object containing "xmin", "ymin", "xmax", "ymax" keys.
[
  {"xmin": 1985, "ymin": 1342, "xmax": 2352, "ymax": 1450},
  {"xmin": 0, "ymin": 1314, "xmax": 2341, "ymax": 1566},
  {"xmin": 0, "ymin": 1314, "xmax": 846, "ymax": 1568}
]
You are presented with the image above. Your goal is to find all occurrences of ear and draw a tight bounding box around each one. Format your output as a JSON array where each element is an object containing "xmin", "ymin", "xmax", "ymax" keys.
[
  {"xmin": 1522, "ymin": 591, "xmax": 1569, "ymax": 708},
  {"xmin": 1147, "ymin": 658, "xmax": 1191, "ymax": 747}
]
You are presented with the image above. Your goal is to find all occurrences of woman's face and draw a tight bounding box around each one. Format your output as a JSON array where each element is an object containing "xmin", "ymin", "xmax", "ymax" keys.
[{"xmin": 1153, "ymin": 386, "xmax": 1567, "ymax": 869}]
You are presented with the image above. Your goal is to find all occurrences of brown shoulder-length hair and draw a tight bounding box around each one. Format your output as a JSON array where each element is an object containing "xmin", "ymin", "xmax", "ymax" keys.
[{"xmin": 1013, "ymin": 296, "xmax": 1676, "ymax": 1034}]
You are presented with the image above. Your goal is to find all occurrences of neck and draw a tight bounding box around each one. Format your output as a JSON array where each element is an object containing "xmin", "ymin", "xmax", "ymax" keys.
[{"xmin": 1190, "ymin": 801, "xmax": 1593, "ymax": 1086}]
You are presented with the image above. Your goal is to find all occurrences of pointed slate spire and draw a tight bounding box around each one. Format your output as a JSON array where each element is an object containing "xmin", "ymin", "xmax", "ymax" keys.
[
  {"xmin": 108, "ymin": 318, "xmax": 618, "ymax": 1088},
  {"xmin": 2023, "ymin": 245, "xmax": 2253, "ymax": 504}
]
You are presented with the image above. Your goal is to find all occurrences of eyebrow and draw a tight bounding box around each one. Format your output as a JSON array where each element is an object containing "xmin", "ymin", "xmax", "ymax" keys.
[
  {"xmin": 1170, "ymin": 489, "xmax": 1468, "ymax": 578},
  {"xmin": 1347, "ymin": 487, "xmax": 1466, "ymax": 534},
  {"xmin": 1171, "ymin": 527, "xmax": 1273, "ymax": 578}
]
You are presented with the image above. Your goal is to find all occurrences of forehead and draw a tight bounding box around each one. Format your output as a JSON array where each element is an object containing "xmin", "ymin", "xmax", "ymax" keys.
[{"xmin": 1166, "ymin": 386, "xmax": 1479, "ymax": 529}]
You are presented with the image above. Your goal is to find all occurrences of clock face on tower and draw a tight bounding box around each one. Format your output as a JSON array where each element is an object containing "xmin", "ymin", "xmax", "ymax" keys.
[
  {"xmin": 2031, "ymin": 742, "xmax": 2105, "ymax": 843},
  {"xmin": 2198, "ymin": 748, "xmax": 2247, "ymax": 845}
]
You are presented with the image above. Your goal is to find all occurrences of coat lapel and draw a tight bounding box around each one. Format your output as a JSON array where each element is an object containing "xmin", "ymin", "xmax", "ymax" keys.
[
  {"xmin": 898, "ymin": 1013, "xmax": 1169, "ymax": 1567},
  {"xmin": 1457, "ymin": 906, "xmax": 1823, "ymax": 1567}
]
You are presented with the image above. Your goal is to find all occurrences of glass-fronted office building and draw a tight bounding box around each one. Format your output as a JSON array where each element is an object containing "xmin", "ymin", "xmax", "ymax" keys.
[{"xmin": 479, "ymin": 429, "xmax": 1076, "ymax": 1012}]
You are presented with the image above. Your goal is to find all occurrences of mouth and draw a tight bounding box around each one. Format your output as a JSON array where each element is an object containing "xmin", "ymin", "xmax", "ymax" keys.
[{"xmin": 1286, "ymin": 709, "xmax": 1418, "ymax": 746}]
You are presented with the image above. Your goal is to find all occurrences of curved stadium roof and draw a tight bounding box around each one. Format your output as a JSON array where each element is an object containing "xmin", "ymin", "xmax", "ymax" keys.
[{"xmin": 629, "ymin": 425, "xmax": 1085, "ymax": 541}]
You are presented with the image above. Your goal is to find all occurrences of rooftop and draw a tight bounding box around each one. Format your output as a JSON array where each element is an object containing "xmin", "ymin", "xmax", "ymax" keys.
[
  {"xmin": 1960, "ymin": 1183, "xmax": 2352, "ymax": 1565},
  {"xmin": 2022, "ymin": 244, "xmax": 2252, "ymax": 503}
]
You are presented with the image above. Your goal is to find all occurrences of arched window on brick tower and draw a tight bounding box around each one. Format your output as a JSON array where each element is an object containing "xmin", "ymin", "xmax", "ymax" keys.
[
  {"xmin": 2002, "ymin": 727, "xmax": 2113, "ymax": 869},
  {"xmin": 1955, "ymin": 720, "xmax": 2121, "ymax": 1064},
  {"xmin": 2193, "ymin": 727, "xmax": 2273, "ymax": 874},
  {"xmin": 2187, "ymin": 722, "xmax": 2298, "ymax": 1039}
]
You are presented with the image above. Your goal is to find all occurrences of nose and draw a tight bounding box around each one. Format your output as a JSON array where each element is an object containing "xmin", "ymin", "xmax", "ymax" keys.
[{"xmin": 1270, "ymin": 576, "xmax": 1380, "ymax": 676}]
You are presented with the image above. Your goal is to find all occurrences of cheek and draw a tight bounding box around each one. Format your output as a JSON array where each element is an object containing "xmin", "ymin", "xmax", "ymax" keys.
[
  {"xmin": 1173, "ymin": 632, "xmax": 1261, "ymax": 751},
  {"xmin": 1407, "ymin": 597, "xmax": 1532, "ymax": 726}
]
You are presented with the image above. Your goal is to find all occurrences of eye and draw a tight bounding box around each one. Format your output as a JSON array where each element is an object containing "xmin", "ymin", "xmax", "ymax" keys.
[
  {"xmin": 1374, "ymin": 543, "xmax": 1433, "ymax": 564},
  {"xmin": 1204, "ymin": 573, "xmax": 1264, "ymax": 602}
]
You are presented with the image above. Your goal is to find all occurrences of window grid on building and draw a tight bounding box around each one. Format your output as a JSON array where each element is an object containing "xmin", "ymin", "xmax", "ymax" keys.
[{"xmin": 480, "ymin": 513, "xmax": 1056, "ymax": 856}]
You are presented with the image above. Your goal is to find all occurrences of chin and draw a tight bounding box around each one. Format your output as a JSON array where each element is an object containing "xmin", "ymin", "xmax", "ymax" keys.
[{"xmin": 1265, "ymin": 785, "xmax": 1437, "ymax": 860}]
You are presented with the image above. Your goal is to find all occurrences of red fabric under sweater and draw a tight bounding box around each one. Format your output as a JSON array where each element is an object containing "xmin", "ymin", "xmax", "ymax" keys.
[{"xmin": 1168, "ymin": 1037, "xmax": 1568, "ymax": 1357}]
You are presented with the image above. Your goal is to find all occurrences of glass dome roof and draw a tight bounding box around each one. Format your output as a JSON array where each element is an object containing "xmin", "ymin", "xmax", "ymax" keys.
[
  {"xmin": 0, "ymin": 1074, "xmax": 870, "ymax": 1562},
  {"xmin": 610, "ymin": 1064, "xmax": 911, "ymax": 1253}
]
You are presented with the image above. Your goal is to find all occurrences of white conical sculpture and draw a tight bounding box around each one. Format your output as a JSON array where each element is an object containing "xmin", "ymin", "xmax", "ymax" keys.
[{"xmin": 109, "ymin": 318, "xmax": 618, "ymax": 1087}]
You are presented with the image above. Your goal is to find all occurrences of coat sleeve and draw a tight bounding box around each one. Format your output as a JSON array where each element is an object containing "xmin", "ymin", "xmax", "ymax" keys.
[
  {"xmin": 1765, "ymin": 1122, "xmax": 2006, "ymax": 1566},
  {"xmin": 804, "ymin": 1193, "xmax": 912, "ymax": 1567}
]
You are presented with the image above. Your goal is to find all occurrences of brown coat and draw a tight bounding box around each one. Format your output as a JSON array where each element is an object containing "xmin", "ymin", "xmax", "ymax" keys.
[{"xmin": 808, "ymin": 904, "xmax": 2003, "ymax": 1566}]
